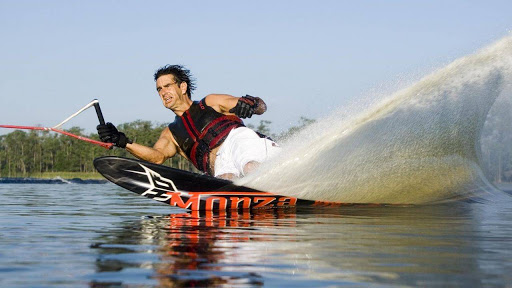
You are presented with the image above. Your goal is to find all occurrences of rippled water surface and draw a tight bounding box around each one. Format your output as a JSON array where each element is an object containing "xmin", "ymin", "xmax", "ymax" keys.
[{"xmin": 1, "ymin": 183, "xmax": 512, "ymax": 287}]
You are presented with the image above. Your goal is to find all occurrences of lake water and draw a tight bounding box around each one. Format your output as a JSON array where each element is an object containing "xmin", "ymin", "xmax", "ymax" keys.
[{"xmin": 1, "ymin": 183, "xmax": 511, "ymax": 287}]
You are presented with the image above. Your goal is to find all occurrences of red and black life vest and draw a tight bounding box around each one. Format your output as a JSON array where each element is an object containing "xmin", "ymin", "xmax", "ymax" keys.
[{"xmin": 168, "ymin": 98, "xmax": 244, "ymax": 175}]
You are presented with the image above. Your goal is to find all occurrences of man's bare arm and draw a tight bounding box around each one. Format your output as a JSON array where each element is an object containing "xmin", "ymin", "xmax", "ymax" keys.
[
  {"xmin": 205, "ymin": 94, "xmax": 267, "ymax": 116},
  {"xmin": 126, "ymin": 127, "xmax": 178, "ymax": 164}
]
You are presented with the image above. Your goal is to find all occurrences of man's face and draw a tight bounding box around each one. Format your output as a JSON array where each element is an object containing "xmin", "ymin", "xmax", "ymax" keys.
[{"xmin": 156, "ymin": 74, "xmax": 183, "ymax": 110}]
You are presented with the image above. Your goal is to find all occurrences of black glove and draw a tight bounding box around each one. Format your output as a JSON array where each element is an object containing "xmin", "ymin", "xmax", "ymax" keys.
[
  {"xmin": 229, "ymin": 95, "xmax": 259, "ymax": 118},
  {"xmin": 97, "ymin": 122, "xmax": 132, "ymax": 148}
]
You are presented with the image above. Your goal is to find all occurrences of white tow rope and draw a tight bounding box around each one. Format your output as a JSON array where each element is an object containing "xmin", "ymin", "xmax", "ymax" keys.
[{"xmin": 52, "ymin": 99, "xmax": 100, "ymax": 129}]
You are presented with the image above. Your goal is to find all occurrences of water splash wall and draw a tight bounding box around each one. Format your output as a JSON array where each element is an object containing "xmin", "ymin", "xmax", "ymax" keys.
[{"xmin": 238, "ymin": 35, "xmax": 512, "ymax": 204}]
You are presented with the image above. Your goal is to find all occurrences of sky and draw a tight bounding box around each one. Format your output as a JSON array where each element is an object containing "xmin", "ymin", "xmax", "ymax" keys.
[{"xmin": 1, "ymin": 0, "xmax": 512, "ymax": 136}]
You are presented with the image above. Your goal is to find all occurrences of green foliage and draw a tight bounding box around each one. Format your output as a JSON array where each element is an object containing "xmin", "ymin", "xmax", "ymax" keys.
[
  {"xmin": 0, "ymin": 117, "xmax": 317, "ymax": 178},
  {"xmin": 0, "ymin": 121, "xmax": 173, "ymax": 178},
  {"xmin": 2, "ymin": 105, "xmax": 508, "ymax": 183},
  {"xmin": 276, "ymin": 116, "xmax": 316, "ymax": 141},
  {"xmin": 247, "ymin": 119, "xmax": 277, "ymax": 139}
]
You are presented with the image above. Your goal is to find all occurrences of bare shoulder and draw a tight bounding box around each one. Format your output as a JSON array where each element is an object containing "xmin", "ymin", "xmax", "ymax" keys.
[
  {"xmin": 204, "ymin": 94, "xmax": 239, "ymax": 114},
  {"xmin": 160, "ymin": 126, "xmax": 173, "ymax": 137}
]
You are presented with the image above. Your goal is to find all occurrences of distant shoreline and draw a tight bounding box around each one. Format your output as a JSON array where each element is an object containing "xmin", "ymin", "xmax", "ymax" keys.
[
  {"xmin": 0, "ymin": 177, "xmax": 107, "ymax": 184},
  {"xmin": 0, "ymin": 172, "xmax": 107, "ymax": 184},
  {"xmin": 0, "ymin": 171, "xmax": 104, "ymax": 180}
]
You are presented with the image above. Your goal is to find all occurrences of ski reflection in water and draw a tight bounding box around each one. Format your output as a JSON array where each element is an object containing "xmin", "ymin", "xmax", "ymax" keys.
[
  {"xmin": 90, "ymin": 208, "xmax": 298, "ymax": 287},
  {"xmin": 88, "ymin": 201, "xmax": 512, "ymax": 287}
]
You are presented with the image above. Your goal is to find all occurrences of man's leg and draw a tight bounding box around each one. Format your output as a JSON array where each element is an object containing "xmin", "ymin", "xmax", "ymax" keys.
[
  {"xmin": 216, "ymin": 127, "xmax": 280, "ymax": 178},
  {"xmin": 218, "ymin": 162, "xmax": 258, "ymax": 180}
]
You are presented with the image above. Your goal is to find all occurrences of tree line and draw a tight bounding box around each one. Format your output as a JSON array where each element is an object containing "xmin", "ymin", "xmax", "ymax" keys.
[
  {"xmin": 0, "ymin": 118, "xmax": 314, "ymax": 178},
  {"xmin": 0, "ymin": 121, "xmax": 154, "ymax": 177},
  {"xmin": 1, "ymin": 108, "xmax": 511, "ymax": 183}
]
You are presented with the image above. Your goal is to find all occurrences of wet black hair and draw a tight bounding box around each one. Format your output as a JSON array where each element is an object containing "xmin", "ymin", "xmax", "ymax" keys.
[{"xmin": 154, "ymin": 64, "xmax": 196, "ymax": 98}]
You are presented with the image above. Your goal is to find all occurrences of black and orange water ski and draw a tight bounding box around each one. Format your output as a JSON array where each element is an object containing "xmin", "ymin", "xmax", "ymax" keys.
[{"xmin": 93, "ymin": 156, "xmax": 321, "ymax": 211}]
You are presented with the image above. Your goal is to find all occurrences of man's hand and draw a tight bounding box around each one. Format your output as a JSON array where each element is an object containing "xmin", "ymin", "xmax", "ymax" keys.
[
  {"xmin": 229, "ymin": 95, "xmax": 265, "ymax": 118},
  {"xmin": 97, "ymin": 122, "xmax": 132, "ymax": 148}
]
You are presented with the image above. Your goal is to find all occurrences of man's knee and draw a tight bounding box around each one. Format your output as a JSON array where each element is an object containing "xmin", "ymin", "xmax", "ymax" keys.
[{"xmin": 243, "ymin": 161, "xmax": 260, "ymax": 176}]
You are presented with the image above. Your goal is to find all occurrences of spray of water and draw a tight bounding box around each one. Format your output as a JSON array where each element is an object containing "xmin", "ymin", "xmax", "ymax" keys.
[{"xmin": 238, "ymin": 35, "xmax": 512, "ymax": 204}]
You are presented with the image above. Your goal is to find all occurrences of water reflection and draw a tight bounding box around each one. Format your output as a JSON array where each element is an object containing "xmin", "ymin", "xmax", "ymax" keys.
[
  {"xmin": 90, "ymin": 202, "xmax": 512, "ymax": 287},
  {"xmin": 91, "ymin": 209, "xmax": 298, "ymax": 287}
]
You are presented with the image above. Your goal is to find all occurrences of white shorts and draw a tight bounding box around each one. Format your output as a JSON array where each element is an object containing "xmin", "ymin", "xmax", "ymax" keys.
[{"xmin": 214, "ymin": 127, "xmax": 280, "ymax": 177}]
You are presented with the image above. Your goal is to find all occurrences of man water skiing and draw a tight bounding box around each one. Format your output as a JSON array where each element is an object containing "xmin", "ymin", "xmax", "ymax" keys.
[{"xmin": 97, "ymin": 65, "xmax": 279, "ymax": 179}]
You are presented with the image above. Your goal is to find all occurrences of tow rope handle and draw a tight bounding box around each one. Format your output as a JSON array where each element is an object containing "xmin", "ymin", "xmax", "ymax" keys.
[
  {"xmin": 92, "ymin": 99, "xmax": 106, "ymax": 125},
  {"xmin": 92, "ymin": 99, "xmax": 114, "ymax": 150}
]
